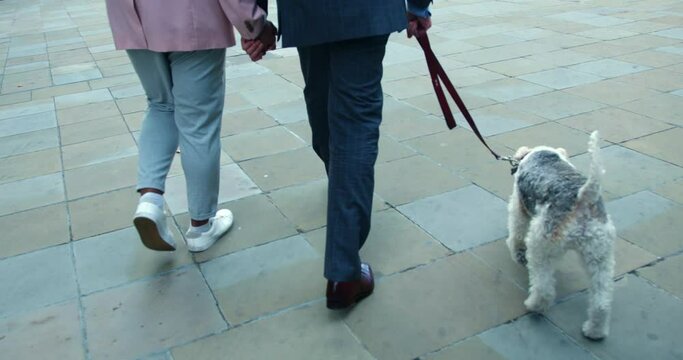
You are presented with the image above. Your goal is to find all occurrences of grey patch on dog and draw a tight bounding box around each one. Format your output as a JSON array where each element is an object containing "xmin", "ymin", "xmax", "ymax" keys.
[{"xmin": 517, "ymin": 150, "xmax": 586, "ymax": 217}]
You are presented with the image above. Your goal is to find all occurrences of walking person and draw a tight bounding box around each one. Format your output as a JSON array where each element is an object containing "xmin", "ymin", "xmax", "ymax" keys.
[
  {"xmin": 244, "ymin": 0, "xmax": 432, "ymax": 309},
  {"xmin": 104, "ymin": 0, "xmax": 276, "ymax": 252}
]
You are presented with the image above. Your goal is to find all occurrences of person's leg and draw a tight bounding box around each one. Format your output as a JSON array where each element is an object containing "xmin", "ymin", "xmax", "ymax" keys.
[
  {"xmin": 297, "ymin": 44, "xmax": 331, "ymax": 172},
  {"xmin": 324, "ymin": 35, "xmax": 389, "ymax": 282},
  {"xmin": 127, "ymin": 49, "xmax": 178, "ymax": 251},
  {"xmin": 127, "ymin": 50, "xmax": 178, "ymax": 195},
  {"xmin": 168, "ymin": 49, "xmax": 225, "ymax": 223},
  {"xmin": 168, "ymin": 49, "xmax": 233, "ymax": 252}
]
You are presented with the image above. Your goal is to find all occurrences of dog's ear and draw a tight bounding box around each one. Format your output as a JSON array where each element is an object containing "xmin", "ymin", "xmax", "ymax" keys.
[
  {"xmin": 556, "ymin": 147, "xmax": 568, "ymax": 158},
  {"xmin": 514, "ymin": 146, "xmax": 531, "ymax": 160}
]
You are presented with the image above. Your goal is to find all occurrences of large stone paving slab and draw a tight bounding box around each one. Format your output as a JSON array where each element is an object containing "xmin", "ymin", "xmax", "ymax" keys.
[
  {"xmin": 492, "ymin": 122, "xmax": 599, "ymax": 156},
  {"xmin": 221, "ymin": 125, "xmax": 306, "ymax": 162},
  {"xmin": 616, "ymin": 69, "xmax": 683, "ymax": 92},
  {"xmin": 83, "ymin": 267, "xmax": 226, "ymax": 360},
  {"xmin": 59, "ymin": 115, "xmax": 129, "ymax": 146},
  {"xmin": 172, "ymin": 302, "xmax": 374, "ymax": 360},
  {"xmin": 201, "ymin": 235, "xmax": 324, "ymax": 324},
  {"xmin": 54, "ymin": 88, "xmax": 111, "ymax": 109},
  {"xmin": 403, "ymin": 88, "xmax": 497, "ymax": 116},
  {"xmin": 0, "ymin": 244, "xmax": 77, "ymax": 318},
  {"xmin": 568, "ymin": 59, "xmax": 651, "ymax": 78},
  {"xmin": 0, "ymin": 110, "xmax": 56, "ymax": 138},
  {"xmin": 220, "ymin": 108, "xmax": 277, "ymax": 137},
  {"xmin": 262, "ymin": 98, "xmax": 307, "ymax": 124},
  {"xmin": 623, "ymin": 127, "xmax": 683, "ymax": 167},
  {"xmin": 618, "ymin": 205, "xmax": 683, "ymax": 257},
  {"xmin": 0, "ymin": 203, "xmax": 70, "ymax": 259},
  {"xmin": 0, "ymin": 172, "xmax": 65, "ymax": 217},
  {"xmin": 637, "ymin": 253, "xmax": 683, "ymax": 299},
  {"xmin": 68, "ymin": 186, "xmax": 139, "ymax": 240},
  {"xmin": 0, "ymin": 147, "xmax": 62, "ymax": 185},
  {"xmin": 606, "ymin": 191, "xmax": 683, "ymax": 256},
  {"xmin": 506, "ymin": 91, "xmax": 606, "ymax": 121},
  {"xmin": 164, "ymin": 164, "xmax": 260, "ymax": 215},
  {"xmin": 375, "ymin": 155, "xmax": 469, "ymax": 206},
  {"xmin": 0, "ymin": 127, "xmax": 60, "ymax": 159},
  {"xmin": 381, "ymin": 97, "xmax": 445, "ymax": 141},
  {"xmin": 377, "ymin": 135, "xmax": 417, "ymax": 163},
  {"xmin": 64, "ymin": 155, "xmax": 137, "ymax": 200},
  {"xmin": 618, "ymin": 93, "xmax": 683, "ymax": 127},
  {"xmin": 653, "ymin": 177, "xmax": 683, "ymax": 205},
  {"xmin": 571, "ymin": 146, "xmax": 683, "ymax": 198},
  {"xmin": 56, "ymin": 101, "xmax": 122, "ymax": 126},
  {"xmin": 61, "ymin": 133, "xmax": 138, "ymax": 170},
  {"xmin": 305, "ymin": 209, "xmax": 450, "ymax": 277},
  {"xmin": 472, "ymin": 238, "xmax": 657, "ymax": 301},
  {"xmin": 558, "ymin": 107, "xmax": 673, "ymax": 144},
  {"xmin": 177, "ymin": 194, "xmax": 297, "ymax": 263},
  {"xmin": 405, "ymin": 127, "xmax": 509, "ymax": 175},
  {"xmin": 267, "ymin": 179, "xmax": 388, "ymax": 232},
  {"xmin": 239, "ymin": 147, "xmax": 326, "ymax": 191},
  {"xmin": 461, "ymin": 77, "xmax": 552, "ymax": 103},
  {"xmin": 423, "ymin": 337, "xmax": 505, "ymax": 360},
  {"xmin": 0, "ymin": 301, "xmax": 84, "ymax": 360},
  {"xmin": 547, "ymin": 275, "xmax": 683, "ymax": 360},
  {"xmin": 519, "ymin": 68, "xmax": 604, "ymax": 90},
  {"xmin": 606, "ymin": 191, "xmax": 679, "ymax": 230},
  {"xmin": 563, "ymin": 78, "xmax": 662, "ymax": 106},
  {"xmin": 474, "ymin": 315, "xmax": 595, "ymax": 360},
  {"xmin": 73, "ymin": 226, "xmax": 192, "ymax": 295},
  {"xmin": 398, "ymin": 185, "xmax": 508, "ymax": 252},
  {"xmin": 345, "ymin": 252, "xmax": 527, "ymax": 360}
]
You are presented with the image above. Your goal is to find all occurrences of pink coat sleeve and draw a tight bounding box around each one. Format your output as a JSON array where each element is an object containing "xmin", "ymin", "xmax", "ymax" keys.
[{"xmin": 218, "ymin": 0, "xmax": 268, "ymax": 40}]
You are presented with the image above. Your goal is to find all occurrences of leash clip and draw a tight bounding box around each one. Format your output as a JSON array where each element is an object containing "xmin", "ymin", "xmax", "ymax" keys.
[{"xmin": 499, "ymin": 156, "xmax": 520, "ymax": 175}]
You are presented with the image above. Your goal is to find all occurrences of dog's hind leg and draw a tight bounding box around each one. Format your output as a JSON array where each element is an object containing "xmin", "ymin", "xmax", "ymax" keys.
[
  {"xmin": 578, "ymin": 224, "xmax": 616, "ymax": 340},
  {"xmin": 506, "ymin": 185, "xmax": 530, "ymax": 265},
  {"xmin": 523, "ymin": 210, "xmax": 558, "ymax": 313}
]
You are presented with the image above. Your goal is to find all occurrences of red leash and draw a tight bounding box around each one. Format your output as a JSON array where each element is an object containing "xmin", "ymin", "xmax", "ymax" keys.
[{"xmin": 417, "ymin": 34, "xmax": 502, "ymax": 160}]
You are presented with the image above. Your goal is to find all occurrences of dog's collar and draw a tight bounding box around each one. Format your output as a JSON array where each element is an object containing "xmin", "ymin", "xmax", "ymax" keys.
[
  {"xmin": 500, "ymin": 156, "xmax": 521, "ymax": 176},
  {"xmin": 510, "ymin": 163, "xmax": 519, "ymax": 175}
]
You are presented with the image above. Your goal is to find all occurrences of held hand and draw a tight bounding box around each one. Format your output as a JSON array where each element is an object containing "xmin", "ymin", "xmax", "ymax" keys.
[
  {"xmin": 241, "ymin": 38, "xmax": 265, "ymax": 61},
  {"xmin": 407, "ymin": 13, "xmax": 432, "ymax": 39},
  {"xmin": 241, "ymin": 21, "xmax": 277, "ymax": 62},
  {"xmin": 259, "ymin": 21, "xmax": 277, "ymax": 52}
]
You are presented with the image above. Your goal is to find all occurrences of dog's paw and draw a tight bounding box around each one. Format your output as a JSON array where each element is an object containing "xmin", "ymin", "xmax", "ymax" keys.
[
  {"xmin": 515, "ymin": 249, "xmax": 528, "ymax": 266},
  {"xmin": 582, "ymin": 320, "xmax": 608, "ymax": 341},
  {"xmin": 524, "ymin": 294, "xmax": 550, "ymax": 313}
]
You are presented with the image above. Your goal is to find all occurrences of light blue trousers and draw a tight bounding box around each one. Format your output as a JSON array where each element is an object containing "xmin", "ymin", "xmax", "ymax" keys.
[{"xmin": 127, "ymin": 49, "xmax": 226, "ymax": 221}]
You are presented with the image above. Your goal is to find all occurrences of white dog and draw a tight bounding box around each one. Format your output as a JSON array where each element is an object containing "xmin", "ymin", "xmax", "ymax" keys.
[{"xmin": 505, "ymin": 131, "xmax": 616, "ymax": 340}]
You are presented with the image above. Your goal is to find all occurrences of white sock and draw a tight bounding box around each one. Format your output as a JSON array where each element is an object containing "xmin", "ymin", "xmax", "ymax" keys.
[
  {"xmin": 140, "ymin": 192, "xmax": 164, "ymax": 209},
  {"xmin": 190, "ymin": 222, "xmax": 211, "ymax": 234}
]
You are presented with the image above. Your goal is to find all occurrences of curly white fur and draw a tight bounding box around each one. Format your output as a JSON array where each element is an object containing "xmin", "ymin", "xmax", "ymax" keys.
[{"xmin": 506, "ymin": 131, "xmax": 616, "ymax": 340}]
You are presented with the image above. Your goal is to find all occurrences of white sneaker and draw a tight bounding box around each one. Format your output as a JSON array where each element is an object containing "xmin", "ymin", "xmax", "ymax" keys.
[
  {"xmin": 133, "ymin": 202, "xmax": 176, "ymax": 251},
  {"xmin": 185, "ymin": 209, "xmax": 234, "ymax": 252}
]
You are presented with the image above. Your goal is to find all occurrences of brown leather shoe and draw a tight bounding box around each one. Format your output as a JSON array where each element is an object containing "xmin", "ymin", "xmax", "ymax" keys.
[{"xmin": 326, "ymin": 263, "xmax": 374, "ymax": 310}]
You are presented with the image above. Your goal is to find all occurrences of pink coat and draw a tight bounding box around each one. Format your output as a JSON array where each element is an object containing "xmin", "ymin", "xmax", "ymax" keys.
[{"xmin": 105, "ymin": 0, "xmax": 267, "ymax": 52}]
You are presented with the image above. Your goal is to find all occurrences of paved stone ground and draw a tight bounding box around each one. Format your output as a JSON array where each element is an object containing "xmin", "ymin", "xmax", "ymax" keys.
[{"xmin": 1, "ymin": 0, "xmax": 682, "ymax": 359}]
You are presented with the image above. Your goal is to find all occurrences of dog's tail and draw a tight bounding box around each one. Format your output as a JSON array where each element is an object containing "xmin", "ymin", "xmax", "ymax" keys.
[{"xmin": 577, "ymin": 131, "xmax": 604, "ymax": 204}]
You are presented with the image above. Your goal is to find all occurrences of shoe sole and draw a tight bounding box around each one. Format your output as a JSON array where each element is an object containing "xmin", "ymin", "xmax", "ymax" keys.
[
  {"xmin": 134, "ymin": 216, "xmax": 175, "ymax": 251},
  {"xmin": 326, "ymin": 289, "xmax": 374, "ymax": 310},
  {"xmin": 186, "ymin": 240, "xmax": 216, "ymax": 253}
]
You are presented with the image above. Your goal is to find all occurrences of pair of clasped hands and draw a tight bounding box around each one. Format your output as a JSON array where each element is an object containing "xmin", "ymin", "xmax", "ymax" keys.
[{"xmin": 241, "ymin": 14, "xmax": 432, "ymax": 61}]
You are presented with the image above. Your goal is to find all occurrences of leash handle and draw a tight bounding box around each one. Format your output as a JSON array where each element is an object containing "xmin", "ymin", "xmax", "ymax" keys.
[{"xmin": 417, "ymin": 34, "xmax": 501, "ymax": 160}]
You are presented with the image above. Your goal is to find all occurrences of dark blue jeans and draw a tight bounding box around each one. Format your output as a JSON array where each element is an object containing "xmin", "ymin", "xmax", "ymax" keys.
[{"xmin": 298, "ymin": 34, "xmax": 389, "ymax": 282}]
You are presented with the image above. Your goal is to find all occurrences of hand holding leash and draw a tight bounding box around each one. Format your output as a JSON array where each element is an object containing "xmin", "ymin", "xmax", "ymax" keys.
[{"xmin": 407, "ymin": 13, "xmax": 432, "ymax": 38}]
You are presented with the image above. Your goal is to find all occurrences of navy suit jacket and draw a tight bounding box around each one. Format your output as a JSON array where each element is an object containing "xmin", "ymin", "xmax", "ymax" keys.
[{"xmin": 275, "ymin": 0, "xmax": 431, "ymax": 47}]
